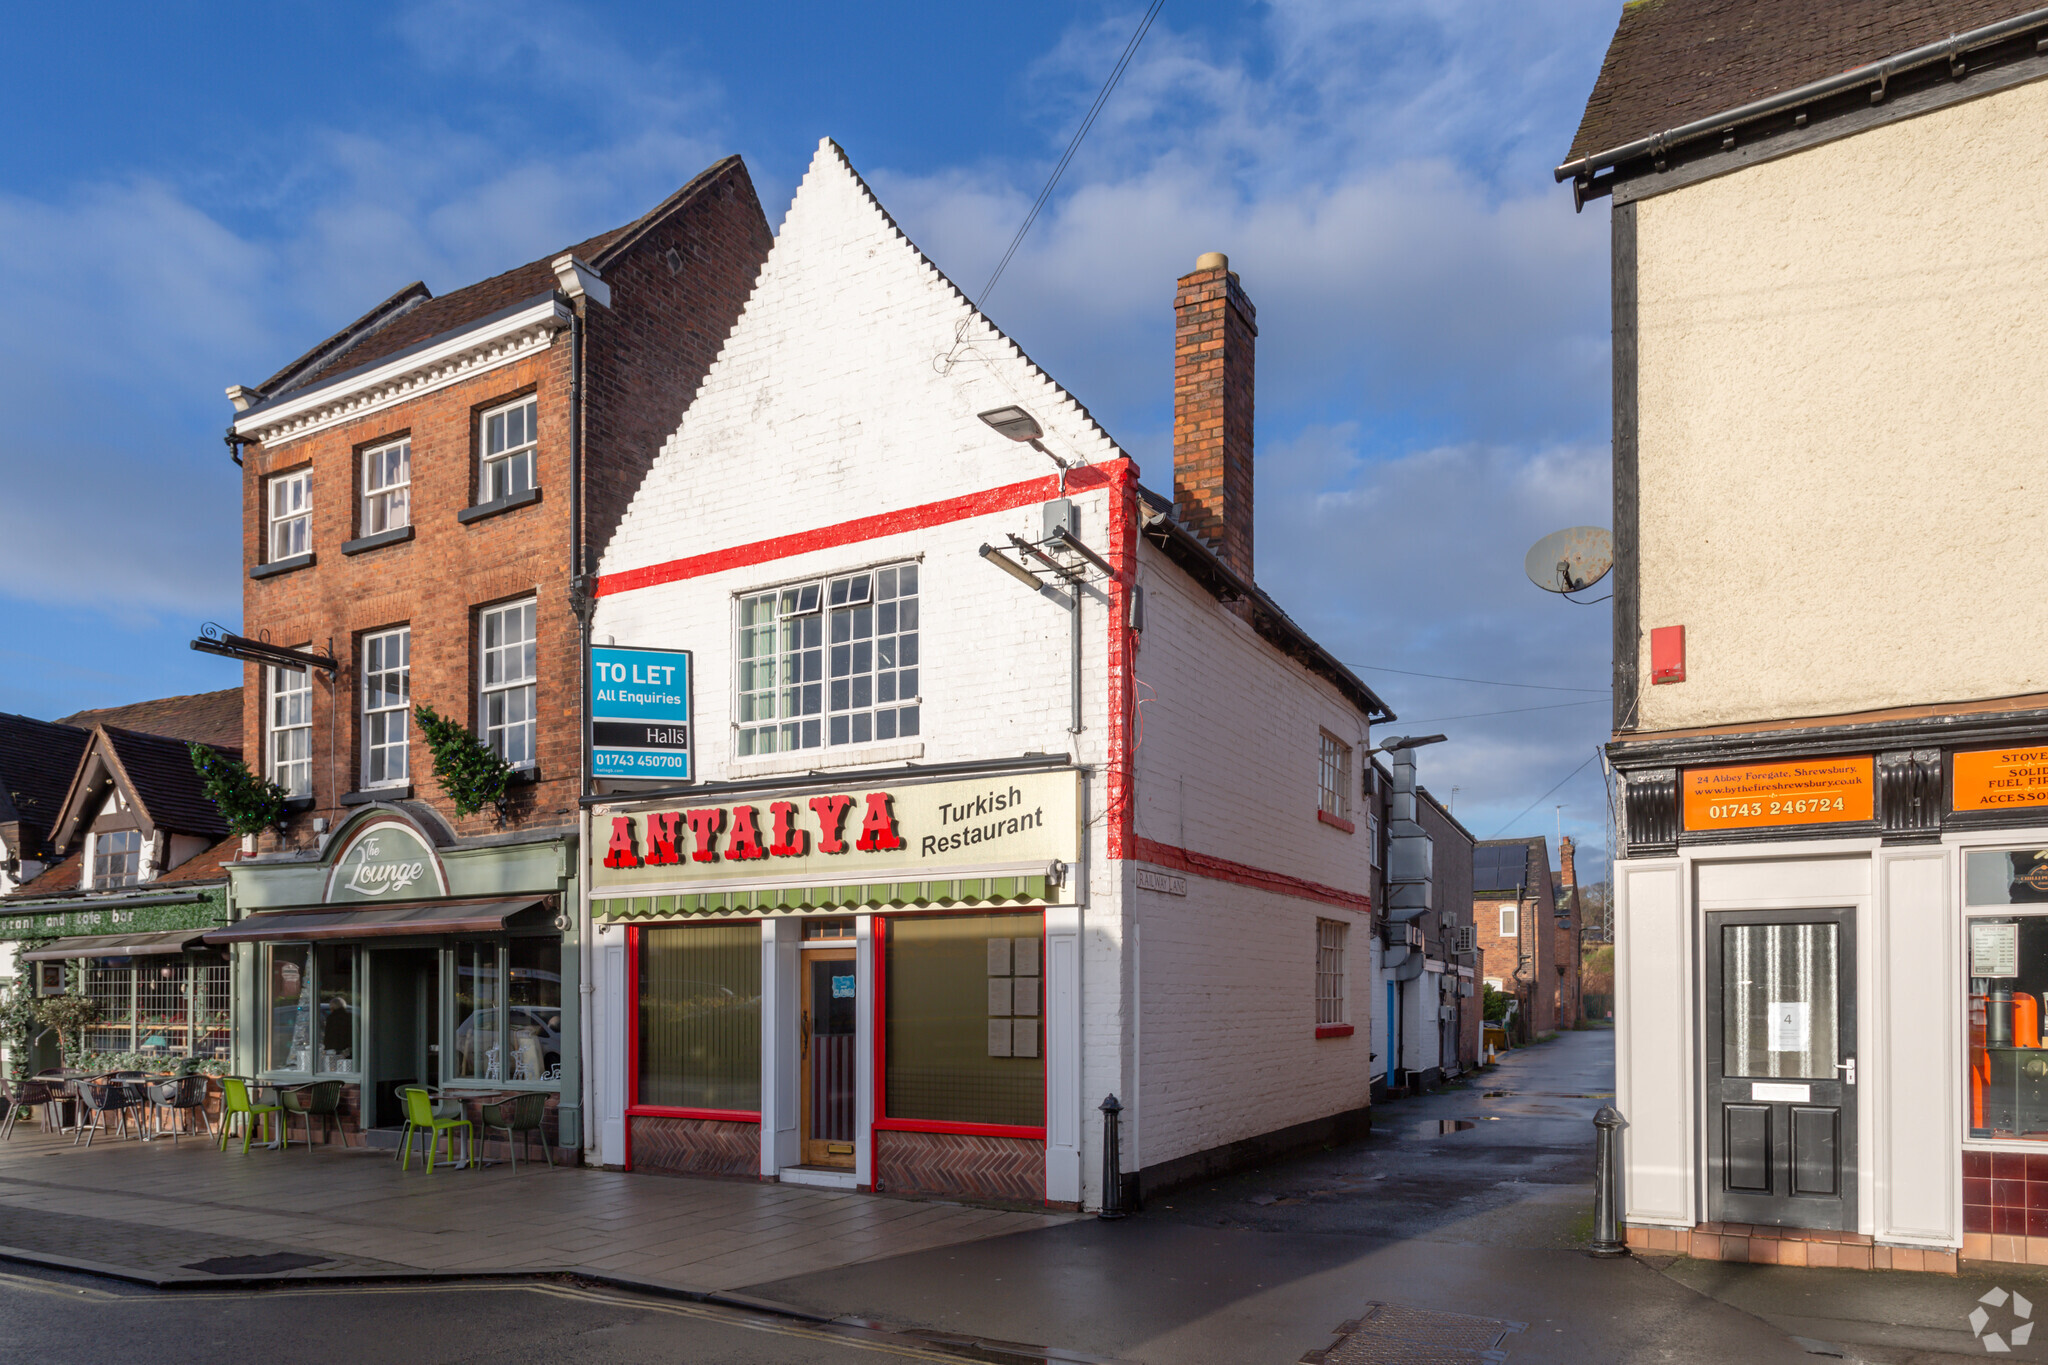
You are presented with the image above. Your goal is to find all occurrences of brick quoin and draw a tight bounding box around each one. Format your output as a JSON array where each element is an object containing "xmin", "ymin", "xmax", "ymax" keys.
[{"xmin": 235, "ymin": 158, "xmax": 773, "ymax": 849}]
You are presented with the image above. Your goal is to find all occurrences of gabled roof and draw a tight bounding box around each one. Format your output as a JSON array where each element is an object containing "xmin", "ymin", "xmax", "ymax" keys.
[
  {"xmin": 49, "ymin": 725, "xmax": 231, "ymax": 851},
  {"xmin": 0, "ymin": 713, "xmax": 88, "ymax": 845},
  {"xmin": 9, "ymin": 833, "xmax": 238, "ymax": 898},
  {"xmin": 1567, "ymin": 0, "xmax": 2037, "ymax": 164},
  {"xmin": 57, "ymin": 689, "xmax": 241, "ymax": 750},
  {"xmin": 250, "ymin": 156, "xmax": 746, "ymax": 400}
]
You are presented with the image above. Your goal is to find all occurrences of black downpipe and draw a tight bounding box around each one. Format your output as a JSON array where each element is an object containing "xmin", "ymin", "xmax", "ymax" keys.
[{"xmin": 570, "ymin": 307, "xmax": 590, "ymax": 800}]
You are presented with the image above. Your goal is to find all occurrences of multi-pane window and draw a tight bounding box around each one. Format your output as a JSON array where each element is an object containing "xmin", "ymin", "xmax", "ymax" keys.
[
  {"xmin": 1318, "ymin": 732, "xmax": 1351, "ymax": 819},
  {"xmin": 268, "ymin": 469, "xmax": 312, "ymax": 561},
  {"xmin": 480, "ymin": 600, "xmax": 537, "ymax": 767},
  {"xmin": 1367, "ymin": 811, "xmax": 1382, "ymax": 868},
  {"xmin": 480, "ymin": 397, "xmax": 537, "ymax": 503},
  {"xmin": 91, "ymin": 829, "xmax": 142, "ymax": 888},
  {"xmin": 269, "ymin": 664, "xmax": 313, "ymax": 797},
  {"xmin": 361, "ymin": 437, "xmax": 411, "ymax": 534},
  {"xmin": 736, "ymin": 565, "xmax": 920, "ymax": 755},
  {"xmin": 362, "ymin": 627, "xmax": 410, "ymax": 787},
  {"xmin": 1317, "ymin": 919, "xmax": 1347, "ymax": 1026},
  {"xmin": 83, "ymin": 965, "xmax": 135, "ymax": 1053},
  {"xmin": 736, "ymin": 583, "xmax": 823, "ymax": 755},
  {"xmin": 1500, "ymin": 905, "xmax": 1519, "ymax": 938}
]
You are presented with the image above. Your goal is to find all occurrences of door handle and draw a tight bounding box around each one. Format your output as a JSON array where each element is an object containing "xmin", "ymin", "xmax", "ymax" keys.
[
  {"xmin": 1836, "ymin": 1058, "xmax": 1856, "ymax": 1086},
  {"xmin": 801, "ymin": 1010, "xmax": 810, "ymax": 1060}
]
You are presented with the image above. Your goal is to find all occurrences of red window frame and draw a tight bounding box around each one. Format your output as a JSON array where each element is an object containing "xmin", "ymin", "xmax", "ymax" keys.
[
  {"xmin": 872, "ymin": 911, "xmax": 1049, "ymax": 1141},
  {"xmin": 625, "ymin": 921, "xmax": 765, "ymax": 1130}
]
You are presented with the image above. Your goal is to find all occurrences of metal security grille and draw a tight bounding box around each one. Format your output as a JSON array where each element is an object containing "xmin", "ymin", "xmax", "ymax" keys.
[
  {"xmin": 83, "ymin": 965, "xmax": 135, "ymax": 1052},
  {"xmin": 1304, "ymin": 1304, "xmax": 1524, "ymax": 1364},
  {"xmin": 1317, "ymin": 919, "xmax": 1347, "ymax": 1026},
  {"xmin": 196, "ymin": 961, "xmax": 232, "ymax": 1059},
  {"xmin": 136, "ymin": 960, "xmax": 189, "ymax": 1056}
]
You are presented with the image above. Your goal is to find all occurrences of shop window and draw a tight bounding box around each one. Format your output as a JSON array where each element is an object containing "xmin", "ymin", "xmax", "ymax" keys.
[
  {"xmin": 136, "ymin": 959, "xmax": 189, "ymax": 1056},
  {"xmin": 480, "ymin": 396, "xmax": 537, "ymax": 503},
  {"xmin": 1317, "ymin": 919, "xmax": 1347, "ymax": 1026},
  {"xmin": 1965, "ymin": 848, "xmax": 2048, "ymax": 1141},
  {"xmin": 637, "ymin": 923, "xmax": 761, "ymax": 1111},
  {"xmin": 480, "ymin": 599, "xmax": 537, "ymax": 768},
  {"xmin": 83, "ymin": 963, "xmax": 135, "ymax": 1053},
  {"xmin": 362, "ymin": 626, "xmax": 411, "ymax": 787},
  {"xmin": 736, "ymin": 564, "xmax": 919, "ymax": 756},
  {"xmin": 91, "ymin": 829, "xmax": 143, "ymax": 889},
  {"xmin": 268, "ymin": 468, "xmax": 312, "ymax": 561},
  {"xmin": 1318, "ymin": 732, "xmax": 1350, "ymax": 819},
  {"xmin": 885, "ymin": 913, "xmax": 1043, "ymax": 1130},
  {"xmin": 455, "ymin": 941, "xmax": 502, "ymax": 1081},
  {"xmin": 508, "ymin": 937, "xmax": 564, "ymax": 1082},
  {"xmin": 269, "ymin": 663, "xmax": 313, "ymax": 797},
  {"xmin": 361, "ymin": 436, "xmax": 411, "ymax": 534},
  {"xmin": 315, "ymin": 944, "xmax": 358, "ymax": 1074},
  {"xmin": 266, "ymin": 944, "xmax": 313, "ymax": 1073},
  {"xmin": 195, "ymin": 955, "xmax": 232, "ymax": 1059}
]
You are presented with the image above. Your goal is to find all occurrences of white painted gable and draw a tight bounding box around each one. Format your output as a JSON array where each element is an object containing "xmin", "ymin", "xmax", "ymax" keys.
[{"xmin": 600, "ymin": 138, "xmax": 1129, "ymax": 582}]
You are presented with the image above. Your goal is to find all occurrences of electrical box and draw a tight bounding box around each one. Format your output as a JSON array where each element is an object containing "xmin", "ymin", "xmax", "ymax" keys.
[
  {"xmin": 1651, "ymin": 624, "xmax": 1686, "ymax": 684},
  {"xmin": 1042, "ymin": 498, "xmax": 1078, "ymax": 539}
]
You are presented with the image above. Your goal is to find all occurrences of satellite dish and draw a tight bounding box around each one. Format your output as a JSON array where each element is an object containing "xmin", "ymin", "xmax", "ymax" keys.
[{"xmin": 1525, "ymin": 526, "xmax": 1614, "ymax": 594}]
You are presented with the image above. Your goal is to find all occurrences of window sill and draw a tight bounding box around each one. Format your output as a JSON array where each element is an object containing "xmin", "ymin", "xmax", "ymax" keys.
[
  {"xmin": 458, "ymin": 487, "xmax": 543, "ymax": 524},
  {"xmin": 1317, "ymin": 810, "xmax": 1355, "ymax": 834},
  {"xmin": 250, "ymin": 553, "xmax": 315, "ymax": 580},
  {"xmin": 727, "ymin": 741, "xmax": 925, "ymax": 780},
  {"xmin": 341, "ymin": 787, "xmax": 411, "ymax": 805},
  {"xmin": 341, "ymin": 525, "xmax": 414, "ymax": 556},
  {"xmin": 1315, "ymin": 1023, "xmax": 1356, "ymax": 1039},
  {"xmin": 283, "ymin": 796, "xmax": 316, "ymax": 813}
]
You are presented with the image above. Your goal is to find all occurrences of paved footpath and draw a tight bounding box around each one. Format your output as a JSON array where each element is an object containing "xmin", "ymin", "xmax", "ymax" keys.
[{"xmin": 0, "ymin": 1121, "xmax": 1067, "ymax": 1294}]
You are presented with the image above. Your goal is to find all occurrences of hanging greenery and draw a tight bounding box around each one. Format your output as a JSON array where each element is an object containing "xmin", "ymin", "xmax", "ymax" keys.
[
  {"xmin": 0, "ymin": 984, "xmax": 43, "ymax": 1080},
  {"xmin": 189, "ymin": 743, "xmax": 291, "ymax": 836},
  {"xmin": 414, "ymin": 703, "xmax": 512, "ymax": 819}
]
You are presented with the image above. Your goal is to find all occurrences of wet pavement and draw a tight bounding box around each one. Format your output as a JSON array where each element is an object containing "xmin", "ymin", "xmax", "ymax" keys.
[{"xmin": 749, "ymin": 1030, "xmax": 1820, "ymax": 1364}]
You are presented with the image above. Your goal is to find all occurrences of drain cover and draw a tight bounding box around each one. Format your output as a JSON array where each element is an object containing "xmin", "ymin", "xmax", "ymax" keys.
[
  {"xmin": 1302, "ymin": 1303, "xmax": 1525, "ymax": 1363},
  {"xmin": 183, "ymin": 1252, "xmax": 330, "ymax": 1275}
]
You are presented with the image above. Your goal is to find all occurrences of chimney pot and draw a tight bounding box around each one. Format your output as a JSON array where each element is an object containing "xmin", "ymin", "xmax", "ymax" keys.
[{"xmin": 1195, "ymin": 251, "xmax": 1229, "ymax": 271}]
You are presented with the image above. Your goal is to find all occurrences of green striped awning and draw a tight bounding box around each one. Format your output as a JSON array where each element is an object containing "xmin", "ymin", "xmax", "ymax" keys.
[{"xmin": 594, "ymin": 874, "xmax": 1049, "ymax": 923}]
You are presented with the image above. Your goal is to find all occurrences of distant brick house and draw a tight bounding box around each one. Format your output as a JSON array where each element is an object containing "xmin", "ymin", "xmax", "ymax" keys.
[
  {"xmin": 200, "ymin": 156, "xmax": 773, "ymax": 1148},
  {"xmin": 1553, "ymin": 835, "xmax": 1582, "ymax": 1027},
  {"xmin": 1472, "ymin": 837, "xmax": 1557, "ymax": 1037}
]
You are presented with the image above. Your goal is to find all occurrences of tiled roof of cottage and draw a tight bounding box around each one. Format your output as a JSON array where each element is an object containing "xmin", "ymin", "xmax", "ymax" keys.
[
  {"xmin": 101, "ymin": 727, "xmax": 230, "ymax": 839},
  {"xmin": 1567, "ymin": 0, "xmax": 2036, "ymax": 162},
  {"xmin": 56, "ymin": 689, "xmax": 242, "ymax": 751},
  {"xmin": 0, "ymin": 713, "xmax": 88, "ymax": 844}
]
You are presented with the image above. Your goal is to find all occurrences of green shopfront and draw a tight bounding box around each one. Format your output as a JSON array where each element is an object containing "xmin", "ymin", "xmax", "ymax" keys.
[{"xmin": 214, "ymin": 805, "xmax": 580, "ymax": 1148}]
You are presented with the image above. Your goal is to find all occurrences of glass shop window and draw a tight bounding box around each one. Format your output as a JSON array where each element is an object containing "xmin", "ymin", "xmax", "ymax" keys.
[
  {"xmin": 507, "ymin": 937, "xmax": 564, "ymax": 1083},
  {"xmin": 83, "ymin": 963, "xmax": 136, "ymax": 1053},
  {"xmin": 885, "ymin": 913, "xmax": 1044, "ymax": 1130},
  {"xmin": 267, "ymin": 944, "xmax": 313, "ymax": 1073},
  {"xmin": 637, "ymin": 923, "xmax": 761, "ymax": 1111},
  {"xmin": 136, "ymin": 959, "xmax": 190, "ymax": 1056},
  {"xmin": 316, "ymin": 943, "xmax": 358, "ymax": 1075},
  {"xmin": 1966, "ymin": 847, "xmax": 2048, "ymax": 1141},
  {"xmin": 455, "ymin": 941, "xmax": 502, "ymax": 1082}
]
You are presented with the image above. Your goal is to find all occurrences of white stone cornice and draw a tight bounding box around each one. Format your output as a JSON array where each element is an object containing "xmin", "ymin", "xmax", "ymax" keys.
[{"xmin": 233, "ymin": 297, "xmax": 571, "ymax": 448}]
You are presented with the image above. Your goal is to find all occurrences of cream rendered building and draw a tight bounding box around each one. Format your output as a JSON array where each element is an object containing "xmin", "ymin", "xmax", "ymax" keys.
[{"xmin": 1561, "ymin": 0, "xmax": 2048, "ymax": 1272}]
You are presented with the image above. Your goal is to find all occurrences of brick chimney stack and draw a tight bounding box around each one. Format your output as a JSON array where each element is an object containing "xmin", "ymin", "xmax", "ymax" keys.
[
  {"xmin": 1558, "ymin": 836, "xmax": 1577, "ymax": 891},
  {"xmin": 1173, "ymin": 251, "xmax": 1257, "ymax": 580}
]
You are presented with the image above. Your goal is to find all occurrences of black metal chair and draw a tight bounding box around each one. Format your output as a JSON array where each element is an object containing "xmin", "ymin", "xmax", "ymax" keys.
[
  {"xmin": 147, "ymin": 1075, "xmax": 215, "ymax": 1144},
  {"xmin": 74, "ymin": 1076, "xmax": 142, "ymax": 1147},
  {"xmin": 279, "ymin": 1081, "xmax": 348, "ymax": 1150},
  {"xmin": 479, "ymin": 1092, "xmax": 554, "ymax": 1169},
  {"xmin": 0, "ymin": 1080, "xmax": 56, "ymax": 1140}
]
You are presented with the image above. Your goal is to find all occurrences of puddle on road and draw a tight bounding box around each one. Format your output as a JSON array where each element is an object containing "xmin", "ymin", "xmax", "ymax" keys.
[{"xmin": 1413, "ymin": 1118, "xmax": 1499, "ymax": 1136}]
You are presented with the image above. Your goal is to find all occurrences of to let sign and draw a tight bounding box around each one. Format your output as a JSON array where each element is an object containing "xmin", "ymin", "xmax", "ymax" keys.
[
  {"xmin": 591, "ymin": 646, "xmax": 693, "ymax": 781},
  {"xmin": 1681, "ymin": 757, "xmax": 1874, "ymax": 832},
  {"xmin": 1952, "ymin": 746, "xmax": 2048, "ymax": 812}
]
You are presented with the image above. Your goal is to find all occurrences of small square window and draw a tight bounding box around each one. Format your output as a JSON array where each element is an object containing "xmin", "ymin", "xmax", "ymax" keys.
[
  {"xmin": 361, "ymin": 438, "xmax": 411, "ymax": 535},
  {"xmin": 268, "ymin": 469, "xmax": 312, "ymax": 561}
]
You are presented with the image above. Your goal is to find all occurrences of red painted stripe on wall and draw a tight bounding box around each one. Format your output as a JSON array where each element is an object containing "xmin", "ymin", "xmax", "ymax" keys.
[
  {"xmin": 1131, "ymin": 836, "xmax": 1373, "ymax": 913},
  {"xmin": 597, "ymin": 462, "xmax": 1122, "ymax": 597}
]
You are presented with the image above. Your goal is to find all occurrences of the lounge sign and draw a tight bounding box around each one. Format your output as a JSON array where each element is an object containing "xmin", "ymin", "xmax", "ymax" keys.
[
  {"xmin": 593, "ymin": 769, "xmax": 1079, "ymax": 890},
  {"xmin": 325, "ymin": 819, "xmax": 447, "ymax": 902}
]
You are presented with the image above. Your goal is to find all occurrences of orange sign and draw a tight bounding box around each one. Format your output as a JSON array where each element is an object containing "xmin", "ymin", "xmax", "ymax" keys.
[
  {"xmin": 1953, "ymin": 747, "xmax": 2048, "ymax": 812},
  {"xmin": 1682, "ymin": 757, "xmax": 1874, "ymax": 832}
]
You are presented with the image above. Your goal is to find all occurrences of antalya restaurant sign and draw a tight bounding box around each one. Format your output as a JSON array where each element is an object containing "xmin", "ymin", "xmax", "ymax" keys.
[{"xmin": 592, "ymin": 769, "xmax": 1079, "ymax": 891}]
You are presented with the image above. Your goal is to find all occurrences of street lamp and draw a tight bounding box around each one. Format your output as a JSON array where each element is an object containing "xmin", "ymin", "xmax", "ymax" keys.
[
  {"xmin": 1372, "ymin": 733, "xmax": 1447, "ymax": 755},
  {"xmin": 978, "ymin": 404, "xmax": 1071, "ymax": 480}
]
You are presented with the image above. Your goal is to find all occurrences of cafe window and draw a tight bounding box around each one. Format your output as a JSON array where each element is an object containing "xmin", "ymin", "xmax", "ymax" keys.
[
  {"xmin": 884, "ymin": 913, "xmax": 1043, "ymax": 1131},
  {"xmin": 83, "ymin": 963, "xmax": 135, "ymax": 1053},
  {"xmin": 315, "ymin": 943, "xmax": 358, "ymax": 1074},
  {"xmin": 268, "ymin": 468, "xmax": 312, "ymax": 561},
  {"xmin": 480, "ymin": 599, "xmax": 537, "ymax": 768},
  {"xmin": 269, "ymin": 663, "xmax": 313, "ymax": 797},
  {"xmin": 637, "ymin": 923, "xmax": 761, "ymax": 1112},
  {"xmin": 362, "ymin": 626, "xmax": 411, "ymax": 788},
  {"xmin": 137, "ymin": 959, "xmax": 189, "ymax": 1055},
  {"xmin": 361, "ymin": 436, "xmax": 411, "ymax": 534},
  {"xmin": 1965, "ymin": 847, "xmax": 2048, "ymax": 1141},
  {"xmin": 454, "ymin": 936, "xmax": 562, "ymax": 1086},
  {"xmin": 51, "ymin": 954, "xmax": 227, "ymax": 1058},
  {"xmin": 266, "ymin": 944, "xmax": 313, "ymax": 1073},
  {"xmin": 480, "ymin": 396, "xmax": 538, "ymax": 504},
  {"xmin": 91, "ymin": 829, "xmax": 143, "ymax": 889}
]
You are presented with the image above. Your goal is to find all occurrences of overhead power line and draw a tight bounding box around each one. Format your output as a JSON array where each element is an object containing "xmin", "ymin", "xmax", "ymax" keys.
[
  {"xmin": 977, "ymin": 0, "xmax": 1166, "ymax": 307},
  {"xmin": 1346, "ymin": 662, "xmax": 1609, "ymax": 694},
  {"xmin": 1487, "ymin": 752, "xmax": 1602, "ymax": 840},
  {"xmin": 1404, "ymin": 698, "xmax": 1607, "ymax": 724}
]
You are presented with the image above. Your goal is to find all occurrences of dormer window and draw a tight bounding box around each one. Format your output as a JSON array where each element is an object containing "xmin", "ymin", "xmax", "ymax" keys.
[{"xmin": 92, "ymin": 828, "xmax": 143, "ymax": 888}]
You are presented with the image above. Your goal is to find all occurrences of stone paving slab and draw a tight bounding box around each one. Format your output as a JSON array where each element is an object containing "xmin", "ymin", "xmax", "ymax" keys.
[{"xmin": 0, "ymin": 1123, "xmax": 1070, "ymax": 1293}]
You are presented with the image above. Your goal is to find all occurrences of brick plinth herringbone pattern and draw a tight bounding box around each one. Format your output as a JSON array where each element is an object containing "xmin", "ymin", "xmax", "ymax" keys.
[
  {"xmin": 631, "ymin": 1114, "xmax": 757, "ymax": 1177},
  {"xmin": 875, "ymin": 1129, "xmax": 1044, "ymax": 1203}
]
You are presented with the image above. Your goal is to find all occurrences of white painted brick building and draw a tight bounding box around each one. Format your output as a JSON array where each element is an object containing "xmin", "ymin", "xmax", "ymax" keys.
[{"xmin": 583, "ymin": 140, "xmax": 1393, "ymax": 1210}]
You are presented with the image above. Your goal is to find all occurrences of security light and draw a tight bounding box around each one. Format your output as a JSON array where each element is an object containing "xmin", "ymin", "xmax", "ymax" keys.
[
  {"xmin": 979, "ymin": 543, "xmax": 1046, "ymax": 591},
  {"xmin": 978, "ymin": 406, "xmax": 1044, "ymax": 442}
]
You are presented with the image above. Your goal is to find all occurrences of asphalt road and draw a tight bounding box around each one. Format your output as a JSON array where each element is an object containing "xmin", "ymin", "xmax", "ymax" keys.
[{"xmin": 0, "ymin": 1264, "xmax": 1049, "ymax": 1365}]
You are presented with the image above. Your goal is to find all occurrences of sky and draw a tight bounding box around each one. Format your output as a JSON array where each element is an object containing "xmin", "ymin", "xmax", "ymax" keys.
[{"xmin": 0, "ymin": 0, "xmax": 1622, "ymax": 875}]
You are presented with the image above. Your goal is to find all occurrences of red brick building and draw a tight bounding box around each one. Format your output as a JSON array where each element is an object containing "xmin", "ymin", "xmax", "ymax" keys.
[
  {"xmin": 1472, "ymin": 837, "xmax": 1557, "ymax": 1038},
  {"xmin": 203, "ymin": 156, "xmax": 773, "ymax": 1151}
]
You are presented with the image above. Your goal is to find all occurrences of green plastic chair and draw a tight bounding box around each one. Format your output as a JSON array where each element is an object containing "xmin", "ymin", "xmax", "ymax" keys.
[
  {"xmin": 399, "ymin": 1086, "xmax": 473, "ymax": 1172},
  {"xmin": 217, "ymin": 1077, "xmax": 284, "ymax": 1153}
]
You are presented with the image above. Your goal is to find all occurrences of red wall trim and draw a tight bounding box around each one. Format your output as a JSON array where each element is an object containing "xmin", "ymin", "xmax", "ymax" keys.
[
  {"xmin": 1316, "ymin": 809, "xmax": 1356, "ymax": 834},
  {"xmin": 627, "ymin": 1105, "xmax": 761, "ymax": 1123},
  {"xmin": 873, "ymin": 1118, "xmax": 1047, "ymax": 1139},
  {"xmin": 1315, "ymin": 1023, "xmax": 1356, "ymax": 1039},
  {"xmin": 1131, "ymin": 836, "xmax": 1373, "ymax": 913},
  {"xmin": 1106, "ymin": 465, "xmax": 1138, "ymax": 860},
  {"xmin": 598, "ymin": 463, "xmax": 1123, "ymax": 597}
]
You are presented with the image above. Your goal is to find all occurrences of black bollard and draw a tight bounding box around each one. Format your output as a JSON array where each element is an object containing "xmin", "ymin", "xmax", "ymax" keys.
[
  {"xmin": 1590, "ymin": 1105, "xmax": 1628, "ymax": 1257},
  {"xmin": 1098, "ymin": 1094, "xmax": 1127, "ymax": 1220}
]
